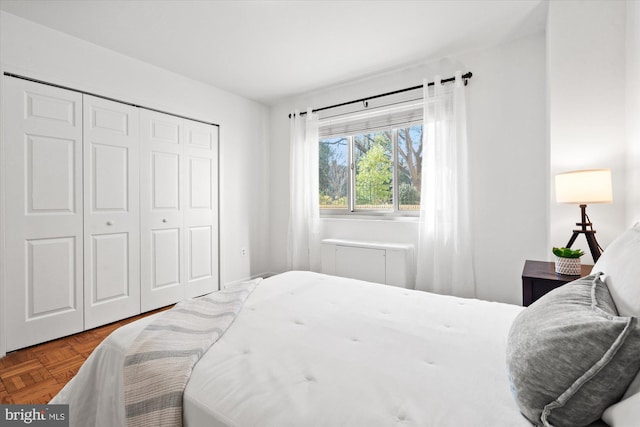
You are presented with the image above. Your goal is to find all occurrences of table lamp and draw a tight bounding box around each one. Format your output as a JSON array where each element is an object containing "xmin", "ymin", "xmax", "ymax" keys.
[{"xmin": 555, "ymin": 169, "xmax": 612, "ymax": 262}]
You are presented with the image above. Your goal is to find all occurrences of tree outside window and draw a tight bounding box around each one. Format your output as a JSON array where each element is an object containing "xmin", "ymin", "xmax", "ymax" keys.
[
  {"xmin": 319, "ymin": 124, "xmax": 422, "ymax": 215},
  {"xmin": 319, "ymin": 137, "xmax": 348, "ymax": 209}
]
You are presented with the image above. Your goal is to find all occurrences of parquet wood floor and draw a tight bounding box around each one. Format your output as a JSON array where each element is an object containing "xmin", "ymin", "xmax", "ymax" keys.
[{"xmin": 0, "ymin": 307, "xmax": 171, "ymax": 404}]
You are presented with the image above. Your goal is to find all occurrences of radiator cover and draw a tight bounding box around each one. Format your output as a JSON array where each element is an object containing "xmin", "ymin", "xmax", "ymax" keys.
[{"xmin": 320, "ymin": 239, "xmax": 414, "ymax": 288}]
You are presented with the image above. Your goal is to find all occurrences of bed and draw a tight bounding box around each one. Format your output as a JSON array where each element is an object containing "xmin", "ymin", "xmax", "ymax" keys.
[{"xmin": 51, "ymin": 224, "xmax": 640, "ymax": 427}]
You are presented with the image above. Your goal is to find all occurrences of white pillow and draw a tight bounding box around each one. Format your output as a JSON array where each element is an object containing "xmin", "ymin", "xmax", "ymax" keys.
[
  {"xmin": 592, "ymin": 222, "xmax": 640, "ymax": 318},
  {"xmin": 593, "ymin": 223, "xmax": 640, "ymax": 420},
  {"xmin": 602, "ymin": 389, "xmax": 640, "ymax": 427}
]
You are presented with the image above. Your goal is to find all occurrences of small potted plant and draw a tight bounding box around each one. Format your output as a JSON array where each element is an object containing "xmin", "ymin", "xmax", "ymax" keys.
[{"xmin": 552, "ymin": 247, "xmax": 585, "ymax": 275}]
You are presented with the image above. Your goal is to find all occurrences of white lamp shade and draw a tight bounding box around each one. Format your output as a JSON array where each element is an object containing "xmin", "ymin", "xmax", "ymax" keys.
[{"xmin": 555, "ymin": 169, "xmax": 613, "ymax": 204}]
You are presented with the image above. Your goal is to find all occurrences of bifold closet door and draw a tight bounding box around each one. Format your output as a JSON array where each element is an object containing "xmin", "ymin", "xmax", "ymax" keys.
[
  {"xmin": 183, "ymin": 120, "xmax": 219, "ymax": 298},
  {"xmin": 83, "ymin": 95, "xmax": 140, "ymax": 329},
  {"xmin": 140, "ymin": 110, "xmax": 186, "ymax": 311},
  {"xmin": 3, "ymin": 77, "xmax": 84, "ymax": 351},
  {"xmin": 140, "ymin": 109, "xmax": 218, "ymax": 311}
]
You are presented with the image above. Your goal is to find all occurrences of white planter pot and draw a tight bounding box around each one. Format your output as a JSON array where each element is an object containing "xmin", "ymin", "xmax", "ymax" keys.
[{"xmin": 555, "ymin": 256, "xmax": 581, "ymax": 275}]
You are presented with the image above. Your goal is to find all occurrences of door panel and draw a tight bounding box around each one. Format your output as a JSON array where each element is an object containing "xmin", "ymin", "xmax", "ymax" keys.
[
  {"xmin": 26, "ymin": 90, "xmax": 76, "ymax": 124},
  {"xmin": 4, "ymin": 77, "xmax": 84, "ymax": 351},
  {"xmin": 184, "ymin": 120, "xmax": 218, "ymax": 298},
  {"xmin": 152, "ymin": 228, "xmax": 181, "ymax": 289},
  {"xmin": 140, "ymin": 110, "xmax": 219, "ymax": 307},
  {"xmin": 189, "ymin": 157, "xmax": 212, "ymax": 209},
  {"xmin": 91, "ymin": 233, "xmax": 130, "ymax": 303},
  {"xmin": 140, "ymin": 109, "xmax": 185, "ymax": 311},
  {"xmin": 151, "ymin": 118, "xmax": 180, "ymax": 143},
  {"xmin": 189, "ymin": 226, "xmax": 213, "ymax": 281},
  {"xmin": 27, "ymin": 135, "xmax": 76, "ymax": 213},
  {"xmin": 83, "ymin": 95, "xmax": 140, "ymax": 329},
  {"xmin": 187, "ymin": 126, "xmax": 213, "ymax": 149},
  {"xmin": 90, "ymin": 105, "xmax": 129, "ymax": 134},
  {"xmin": 152, "ymin": 152, "xmax": 180, "ymax": 210},
  {"xmin": 91, "ymin": 143, "xmax": 129, "ymax": 211},
  {"xmin": 27, "ymin": 237, "xmax": 77, "ymax": 317}
]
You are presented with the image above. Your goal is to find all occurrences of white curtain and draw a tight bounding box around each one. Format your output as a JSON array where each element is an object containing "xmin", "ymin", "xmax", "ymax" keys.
[
  {"xmin": 287, "ymin": 108, "xmax": 321, "ymax": 271},
  {"xmin": 415, "ymin": 72, "xmax": 475, "ymax": 297}
]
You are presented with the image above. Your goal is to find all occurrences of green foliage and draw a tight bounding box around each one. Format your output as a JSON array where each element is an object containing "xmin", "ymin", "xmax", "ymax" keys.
[
  {"xmin": 319, "ymin": 138, "xmax": 348, "ymax": 205},
  {"xmin": 552, "ymin": 247, "xmax": 585, "ymax": 258},
  {"xmin": 397, "ymin": 126, "xmax": 423, "ymax": 193},
  {"xmin": 356, "ymin": 142, "xmax": 392, "ymax": 205},
  {"xmin": 399, "ymin": 183, "xmax": 420, "ymax": 205},
  {"xmin": 318, "ymin": 126, "xmax": 424, "ymax": 211},
  {"xmin": 319, "ymin": 194, "xmax": 347, "ymax": 207}
]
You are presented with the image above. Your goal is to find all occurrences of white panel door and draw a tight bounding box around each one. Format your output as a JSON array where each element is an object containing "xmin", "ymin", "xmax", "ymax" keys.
[
  {"xmin": 3, "ymin": 77, "xmax": 84, "ymax": 351},
  {"xmin": 83, "ymin": 95, "xmax": 140, "ymax": 328},
  {"xmin": 183, "ymin": 120, "xmax": 218, "ymax": 298},
  {"xmin": 140, "ymin": 109, "xmax": 185, "ymax": 311}
]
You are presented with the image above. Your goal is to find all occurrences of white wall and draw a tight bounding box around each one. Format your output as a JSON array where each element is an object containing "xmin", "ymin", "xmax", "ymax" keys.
[
  {"xmin": 547, "ymin": 1, "xmax": 627, "ymax": 260},
  {"xmin": 627, "ymin": 0, "xmax": 640, "ymax": 224},
  {"xmin": 0, "ymin": 12, "xmax": 271, "ymax": 286},
  {"xmin": 270, "ymin": 32, "xmax": 547, "ymax": 305}
]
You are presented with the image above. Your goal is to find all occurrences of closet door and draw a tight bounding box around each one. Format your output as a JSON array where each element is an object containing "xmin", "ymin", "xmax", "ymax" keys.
[
  {"xmin": 3, "ymin": 77, "xmax": 84, "ymax": 351},
  {"xmin": 140, "ymin": 109, "xmax": 185, "ymax": 311},
  {"xmin": 184, "ymin": 120, "xmax": 218, "ymax": 298},
  {"xmin": 83, "ymin": 95, "xmax": 140, "ymax": 329}
]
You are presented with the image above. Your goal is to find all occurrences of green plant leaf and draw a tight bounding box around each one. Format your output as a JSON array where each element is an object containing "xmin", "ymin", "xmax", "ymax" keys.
[{"xmin": 552, "ymin": 247, "xmax": 585, "ymax": 258}]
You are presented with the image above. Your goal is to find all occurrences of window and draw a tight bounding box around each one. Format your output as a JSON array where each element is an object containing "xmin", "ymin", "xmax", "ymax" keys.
[{"xmin": 319, "ymin": 124, "xmax": 423, "ymax": 215}]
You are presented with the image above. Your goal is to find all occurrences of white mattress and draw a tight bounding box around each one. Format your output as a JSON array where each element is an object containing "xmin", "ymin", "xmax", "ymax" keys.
[{"xmin": 53, "ymin": 271, "xmax": 530, "ymax": 426}]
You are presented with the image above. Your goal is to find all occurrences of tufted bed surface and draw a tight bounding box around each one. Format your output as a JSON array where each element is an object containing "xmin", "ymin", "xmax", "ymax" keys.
[{"xmin": 53, "ymin": 270, "xmax": 530, "ymax": 426}]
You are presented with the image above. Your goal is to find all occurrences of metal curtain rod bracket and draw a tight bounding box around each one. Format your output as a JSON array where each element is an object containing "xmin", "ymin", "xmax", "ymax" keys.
[{"xmin": 288, "ymin": 71, "xmax": 472, "ymax": 119}]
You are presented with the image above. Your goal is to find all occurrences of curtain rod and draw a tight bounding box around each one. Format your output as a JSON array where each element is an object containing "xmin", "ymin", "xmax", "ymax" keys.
[{"xmin": 288, "ymin": 71, "xmax": 472, "ymax": 119}]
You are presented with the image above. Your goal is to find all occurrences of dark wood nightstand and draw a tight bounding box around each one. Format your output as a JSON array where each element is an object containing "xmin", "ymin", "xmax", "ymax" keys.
[{"xmin": 522, "ymin": 260, "xmax": 593, "ymax": 306}]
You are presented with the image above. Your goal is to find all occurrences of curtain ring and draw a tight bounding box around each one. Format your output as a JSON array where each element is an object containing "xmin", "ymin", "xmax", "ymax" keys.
[{"xmin": 363, "ymin": 100, "xmax": 369, "ymax": 108}]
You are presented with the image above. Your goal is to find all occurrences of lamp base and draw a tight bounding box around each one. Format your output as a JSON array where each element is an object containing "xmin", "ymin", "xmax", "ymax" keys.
[{"xmin": 565, "ymin": 204, "xmax": 603, "ymax": 263}]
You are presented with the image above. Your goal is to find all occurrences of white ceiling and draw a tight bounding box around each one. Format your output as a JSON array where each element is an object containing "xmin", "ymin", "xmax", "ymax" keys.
[{"xmin": 0, "ymin": 0, "xmax": 547, "ymax": 105}]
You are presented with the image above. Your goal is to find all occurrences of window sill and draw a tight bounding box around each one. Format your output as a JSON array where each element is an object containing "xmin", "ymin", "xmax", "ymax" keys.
[{"xmin": 320, "ymin": 213, "xmax": 419, "ymax": 222}]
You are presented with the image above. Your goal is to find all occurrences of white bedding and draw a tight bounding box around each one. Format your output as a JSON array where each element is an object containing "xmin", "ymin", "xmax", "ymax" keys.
[{"xmin": 53, "ymin": 271, "xmax": 530, "ymax": 426}]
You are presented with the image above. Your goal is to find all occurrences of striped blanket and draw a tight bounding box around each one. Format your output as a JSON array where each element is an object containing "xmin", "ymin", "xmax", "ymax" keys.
[{"xmin": 123, "ymin": 279, "xmax": 260, "ymax": 427}]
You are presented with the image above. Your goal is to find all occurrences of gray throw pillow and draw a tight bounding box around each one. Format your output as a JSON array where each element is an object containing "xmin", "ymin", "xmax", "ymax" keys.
[{"xmin": 506, "ymin": 274, "xmax": 640, "ymax": 427}]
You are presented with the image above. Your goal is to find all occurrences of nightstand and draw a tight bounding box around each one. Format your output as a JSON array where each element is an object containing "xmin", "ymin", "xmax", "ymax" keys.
[{"xmin": 521, "ymin": 260, "xmax": 593, "ymax": 306}]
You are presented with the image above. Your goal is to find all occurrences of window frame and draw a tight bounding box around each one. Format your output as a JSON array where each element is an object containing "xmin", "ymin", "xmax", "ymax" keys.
[{"xmin": 319, "ymin": 125, "xmax": 422, "ymax": 218}]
